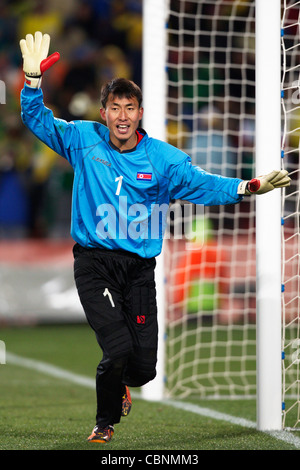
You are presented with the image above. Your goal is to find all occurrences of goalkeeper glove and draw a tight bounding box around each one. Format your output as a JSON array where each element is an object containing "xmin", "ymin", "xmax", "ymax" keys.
[
  {"xmin": 20, "ymin": 31, "xmax": 60, "ymax": 88},
  {"xmin": 237, "ymin": 169, "xmax": 291, "ymax": 195}
]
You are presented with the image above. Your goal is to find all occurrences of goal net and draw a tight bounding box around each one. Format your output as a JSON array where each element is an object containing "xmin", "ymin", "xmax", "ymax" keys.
[
  {"xmin": 281, "ymin": 0, "xmax": 300, "ymax": 430},
  {"xmin": 164, "ymin": 0, "xmax": 256, "ymax": 399},
  {"xmin": 163, "ymin": 0, "xmax": 300, "ymax": 430}
]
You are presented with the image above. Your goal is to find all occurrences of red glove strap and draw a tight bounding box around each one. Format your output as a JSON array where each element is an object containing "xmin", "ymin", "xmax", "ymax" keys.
[
  {"xmin": 40, "ymin": 52, "xmax": 60, "ymax": 74},
  {"xmin": 248, "ymin": 178, "xmax": 260, "ymax": 193}
]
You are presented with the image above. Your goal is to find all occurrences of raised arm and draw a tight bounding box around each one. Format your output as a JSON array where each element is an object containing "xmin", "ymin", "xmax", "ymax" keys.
[
  {"xmin": 20, "ymin": 31, "xmax": 60, "ymax": 89},
  {"xmin": 20, "ymin": 31, "xmax": 78, "ymax": 164}
]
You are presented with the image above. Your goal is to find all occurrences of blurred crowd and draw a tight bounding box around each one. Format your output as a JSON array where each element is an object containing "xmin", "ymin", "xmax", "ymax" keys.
[
  {"xmin": 0, "ymin": 0, "xmax": 298, "ymax": 240},
  {"xmin": 0, "ymin": 0, "xmax": 143, "ymax": 238}
]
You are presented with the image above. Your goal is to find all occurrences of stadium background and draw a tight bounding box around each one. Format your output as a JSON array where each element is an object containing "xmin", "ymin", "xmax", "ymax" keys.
[
  {"xmin": 0, "ymin": 0, "xmax": 258, "ymax": 324},
  {"xmin": 0, "ymin": 0, "xmax": 143, "ymax": 323},
  {"xmin": 0, "ymin": 0, "xmax": 300, "ymax": 450}
]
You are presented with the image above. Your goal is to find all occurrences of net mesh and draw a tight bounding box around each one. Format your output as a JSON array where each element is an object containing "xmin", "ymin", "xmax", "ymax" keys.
[
  {"xmin": 163, "ymin": 0, "xmax": 300, "ymax": 429},
  {"xmin": 164, "ymin": 0, "xmax": 256, "ymax": 399},
  {"xmin": 281, "ymin": 0, "xmax": 300, "ymax": 430}
]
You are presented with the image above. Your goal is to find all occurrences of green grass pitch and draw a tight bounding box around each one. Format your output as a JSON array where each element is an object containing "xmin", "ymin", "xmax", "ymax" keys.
[{"xmin": 0, "ymin": 324, "xmax": 298, "ymax": 451}]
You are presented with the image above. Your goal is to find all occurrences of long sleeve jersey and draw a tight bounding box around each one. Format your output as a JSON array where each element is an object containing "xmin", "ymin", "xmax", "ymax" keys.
[{"xmin": 20, "ymin": 84, "xmax": 243, "ymax": 258}]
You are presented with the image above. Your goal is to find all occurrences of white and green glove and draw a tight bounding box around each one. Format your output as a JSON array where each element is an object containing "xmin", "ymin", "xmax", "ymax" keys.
[
  {"xmin": 237, "ymin": 170, "xmax": 291, "ymax": 195},
  {"xmin": 20, "ymin": 31, "xmax": 60, "ymax": 88}
]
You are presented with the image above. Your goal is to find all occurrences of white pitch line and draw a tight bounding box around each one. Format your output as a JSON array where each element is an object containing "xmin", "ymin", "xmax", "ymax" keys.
[
  {"xmin": 5, "ymin": 352, "xmax": 300, "ymax": 449},
  {"xmin": 7, "ymin": 351, "xmax": 95, "ymax": 388}
]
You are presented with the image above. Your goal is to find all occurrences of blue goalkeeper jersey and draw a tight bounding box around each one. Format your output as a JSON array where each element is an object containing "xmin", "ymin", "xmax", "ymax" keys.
[{"xmin": 20, "ymin": 84, "xmax": 243, "ymax": 258}]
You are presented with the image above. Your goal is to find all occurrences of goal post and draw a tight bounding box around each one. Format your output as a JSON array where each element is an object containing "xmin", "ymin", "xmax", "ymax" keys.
[
  {"xmin": 255, "ymin": 0, "xmax": 282, "ymax": 431},
  {"xmin": 141, "ymin": 0, "xmax": 169, "ymax": 401}
]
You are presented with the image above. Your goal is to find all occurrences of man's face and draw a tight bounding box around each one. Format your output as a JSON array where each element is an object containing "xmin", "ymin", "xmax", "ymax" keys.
[{"xmin": 100, "ymin": 94, "xmax": 144, "ymax": 151}]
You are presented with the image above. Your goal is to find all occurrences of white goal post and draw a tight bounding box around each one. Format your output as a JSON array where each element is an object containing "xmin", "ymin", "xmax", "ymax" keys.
[
  {"xmin": 255, "ymin": 0, "xmax": 282, "ymax": 432},
  {"xmin": 141, "ymin": 0, "xmax": 169, "ymax": 401}
]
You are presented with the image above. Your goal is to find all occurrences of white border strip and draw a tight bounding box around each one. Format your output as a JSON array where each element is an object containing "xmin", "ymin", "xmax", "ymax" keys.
[{"xmin": 6, "ymin": 352, "xmax": 300, "ymax": 449}]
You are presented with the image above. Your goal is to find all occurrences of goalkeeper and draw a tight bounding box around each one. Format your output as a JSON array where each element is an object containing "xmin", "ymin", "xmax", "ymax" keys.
[{"xmin": 20, "ymin": 32, "xmax": 290, "ymax": 444}]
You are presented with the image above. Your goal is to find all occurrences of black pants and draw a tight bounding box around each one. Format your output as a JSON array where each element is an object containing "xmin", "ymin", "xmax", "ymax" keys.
[{"xmin": 73, "ymin": 243, "xmax": 158, "ymax": 427}]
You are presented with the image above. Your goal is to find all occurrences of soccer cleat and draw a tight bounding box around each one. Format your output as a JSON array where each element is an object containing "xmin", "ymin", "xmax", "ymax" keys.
[
  {"xmin": 87, "ymin": 425, "xmax": 114, "ymax": 443},
  {"xmin": 121, "ymin": 385, "xmax": 132, "ymax": 417}
]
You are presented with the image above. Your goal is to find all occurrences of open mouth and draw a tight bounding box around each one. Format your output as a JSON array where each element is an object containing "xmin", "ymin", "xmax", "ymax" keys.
[{"xmin": 116, "ymin": 124, "xmax": 130, "ymax": 134}]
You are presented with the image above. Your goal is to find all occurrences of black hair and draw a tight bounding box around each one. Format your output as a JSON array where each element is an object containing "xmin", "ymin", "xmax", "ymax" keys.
[{"xmin": 100, "ymin": 78, "xmax": 143, "ymax": 108}]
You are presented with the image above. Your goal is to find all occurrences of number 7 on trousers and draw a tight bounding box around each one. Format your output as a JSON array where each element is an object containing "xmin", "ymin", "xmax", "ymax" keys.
[{"xmin": 103, "ymin": 288, "xmax": 115, "ymax": 307}]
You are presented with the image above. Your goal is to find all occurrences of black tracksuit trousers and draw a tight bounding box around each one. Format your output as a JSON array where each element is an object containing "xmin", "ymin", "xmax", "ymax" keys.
[{"xmin": 73, "ymin": 243, "xmax": 158, "ymax": 427}]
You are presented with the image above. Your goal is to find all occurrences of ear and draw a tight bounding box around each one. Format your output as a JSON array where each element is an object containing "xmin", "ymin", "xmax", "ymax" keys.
[
  {"xmin": 100, "ymin": 107, "xmax": 106, "ymax": 121},
  {"xmin": 139, "ymin": 107, "xmax": 144, "ymax": 121}
]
